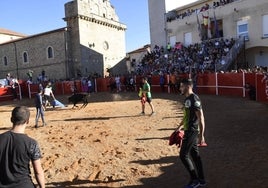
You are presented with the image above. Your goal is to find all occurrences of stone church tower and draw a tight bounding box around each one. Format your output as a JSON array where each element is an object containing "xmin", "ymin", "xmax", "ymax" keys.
[
  {"xmin": 64, "ymin": 0, "xmax": 127, "ymax": 77},
  {"xmin": 148, "ymin": 0, "xmax": 167, "ymax": 48}
]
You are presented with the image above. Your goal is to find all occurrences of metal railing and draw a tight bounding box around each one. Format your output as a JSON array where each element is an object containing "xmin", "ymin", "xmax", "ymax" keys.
[{"xmin": 216, "ymin": 37, "xmax": 245, "ymax": 71}]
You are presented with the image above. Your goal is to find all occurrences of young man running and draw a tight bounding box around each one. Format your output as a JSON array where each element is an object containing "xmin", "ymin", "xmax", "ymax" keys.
[
  {"xmin": 141, "ymin": 77, "xmax": 155, "ymax": 115},
  {"xmin": 178, "ymin": 78, "xmax": 206, "ymax": 188}
]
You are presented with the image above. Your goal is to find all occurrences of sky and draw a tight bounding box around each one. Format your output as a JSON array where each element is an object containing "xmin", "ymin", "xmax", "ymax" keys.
[{"xmin": 0, "ymin": 0, "xmax": 198, "ymax": 52}]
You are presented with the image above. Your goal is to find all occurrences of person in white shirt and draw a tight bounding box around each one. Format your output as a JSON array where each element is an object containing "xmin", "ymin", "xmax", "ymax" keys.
[
  {"xmin": 44, "ymin": 82, "xmax": 55, "ymax": 108},
  {"xmin": 115, "ymin": 75, "xmax": 121, "ymax": 92},
  {"xmin": 87, "ymin": 79, "xmax": 92, "ymax": 93}
]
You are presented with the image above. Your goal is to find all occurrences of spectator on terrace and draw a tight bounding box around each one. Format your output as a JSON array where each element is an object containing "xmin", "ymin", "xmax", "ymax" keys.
[{"xmin": 167, "ymin": 43, "xmax": 172, "ymax": 53}]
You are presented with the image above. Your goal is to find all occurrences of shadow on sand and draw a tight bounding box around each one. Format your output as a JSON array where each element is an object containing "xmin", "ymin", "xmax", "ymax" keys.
[{"xmin": 46, "ymin": 178, "xmax": 125, "ymax": 188}]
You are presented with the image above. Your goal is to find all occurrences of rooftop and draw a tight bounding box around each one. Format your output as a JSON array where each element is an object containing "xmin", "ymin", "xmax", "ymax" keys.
[
  {"xmin": 0, "ymin": 28, "xmax": 66, "ymax": 46},
  {"xmin": 128, "ymin": 44, "xmax": 150, "ymax": 54},
  {"xmin": 0, "ymin": 28, "xmax": 27, "ymax": 37}
]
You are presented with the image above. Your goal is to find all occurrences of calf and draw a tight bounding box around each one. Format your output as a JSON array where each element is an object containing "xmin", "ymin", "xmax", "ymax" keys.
[{"xmin": 68, "ymin": 93, "xmax": 90, "ymax": 109}]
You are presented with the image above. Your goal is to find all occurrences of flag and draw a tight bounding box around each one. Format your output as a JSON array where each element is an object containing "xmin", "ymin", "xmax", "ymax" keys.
[
  {"xmin": 207, "ymin": 12, "xmax": 212, "ymax": 39},
  {"xmin": 196, "ymin": 13, "xmax": 202, "ymax": 41},
  {"xmin": 213, "ymin": 10, "xmax": 220, "ymax": 38},
  {"xmin": 203, "ymin": 14, "xmax": 209, "ymax": 29}
]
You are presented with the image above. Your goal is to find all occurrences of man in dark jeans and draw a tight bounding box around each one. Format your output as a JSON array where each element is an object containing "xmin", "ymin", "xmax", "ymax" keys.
[{"xmin": 178, "ymin": 79, "xmax": 206, "ymax": 188}]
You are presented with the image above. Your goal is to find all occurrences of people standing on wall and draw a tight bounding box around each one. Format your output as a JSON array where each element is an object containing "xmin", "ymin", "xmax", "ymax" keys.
[
  {"xmin": 10, "ymin": 76, "xmax": 18, "ymax": 101},
  {"xmin": 27, "ymin": 70, "xmax": 33, "ymax": 82},
  {"xmin": 5, "ymin": 73, "xmax": 11, "ymax": 86}
]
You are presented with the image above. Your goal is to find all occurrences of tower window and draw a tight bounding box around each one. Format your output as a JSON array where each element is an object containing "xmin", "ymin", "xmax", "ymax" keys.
[
  {"xmin": 47, "ymin": 46, "xmax": 54, "ymax": 59},
  {"xmin": 23, "ymin": 51, "xmax": 28, "ymax": 63},
  {"xmin": 3, "ymin": 56, "xmax": 8, "ymax": 66}
]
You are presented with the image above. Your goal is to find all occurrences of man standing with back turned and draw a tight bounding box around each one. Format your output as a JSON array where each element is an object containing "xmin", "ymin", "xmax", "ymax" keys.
[
  {"xmin": 178, "ymin": 79, "xmax": 206, "ymax": 188},
  {"xmin": 0, "ymin": 106, "xmax": 45, "ymax": 188}
]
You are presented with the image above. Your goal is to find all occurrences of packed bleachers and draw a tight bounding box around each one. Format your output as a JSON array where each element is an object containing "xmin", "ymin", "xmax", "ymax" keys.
[{"xmin": 134, "ymin": 38, "xmax": 236, "ymax": 75}]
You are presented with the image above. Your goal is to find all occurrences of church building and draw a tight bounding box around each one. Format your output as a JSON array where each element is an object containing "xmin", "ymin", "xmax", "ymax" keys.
[{"xmin": 0, "ymin": 0, "xmax": 127, "ymax": 80}]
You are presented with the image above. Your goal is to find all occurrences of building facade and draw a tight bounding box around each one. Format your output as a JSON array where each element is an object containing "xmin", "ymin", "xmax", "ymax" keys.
[
  {"xmin": 0, "ymin": 29, "xmax": 67, "ymax": 80},
  {"xmin": 149, "ymin": 0, "xmax": 268, "ymax": 67},
  {"xmin": 0, "ymin": 28, "xmax": 26, "ymax": 44},
  {"xmin": 64, "ymin": 0, "xmax": 126, "ymax": 78},
  {"xmin": 148, "ymin": 0, "xmax": 167, "ymax": 48},
  {"xmin": 0, "ymin": 0, "xmax": 126, "ymax": 80}
]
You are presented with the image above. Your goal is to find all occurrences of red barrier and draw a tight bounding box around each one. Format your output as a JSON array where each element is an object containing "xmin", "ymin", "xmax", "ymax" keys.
[
  {"xmin": 217, "ymin": 73, "xmax": 244, "ymax": 97},
  {"xmin": 96, "ymin": 78, "xmax": 109, "ymax": 92},
  {"xmin": 256, "ymin": 74, "xmax": 268, "ymax": 102},
  {"xmin": 197, "ymin": 73, "xmax": 217, "ymax": 95},
  {"xmin": 0, "ymin": 87, "xmax": 13, "ymax": 101},
  {"xmin": 0, "ymin": 86, "xmax": 21, "ymax": 101},
  {"xmin": 1, "ymin": 73, "xmax": 268, "ymax": 104}
]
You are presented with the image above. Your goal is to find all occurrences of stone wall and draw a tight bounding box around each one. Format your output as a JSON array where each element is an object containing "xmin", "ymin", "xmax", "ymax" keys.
[
  {"xmin": 148, "ymin": 0, "xmax": 167, "ymax": 48},
  {"xmin": 64, "ymin": 0, "xmax": 127, "ymax": 77},
  {"xmin": 0, "ymin": 29, "xmax": 67, "ymax": 80}
]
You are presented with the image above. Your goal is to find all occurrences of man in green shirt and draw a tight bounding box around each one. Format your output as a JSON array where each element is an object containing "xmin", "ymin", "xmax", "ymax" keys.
[{"xmin": 141, "ymin": 77, "xmax": 155, "ymax": 115}]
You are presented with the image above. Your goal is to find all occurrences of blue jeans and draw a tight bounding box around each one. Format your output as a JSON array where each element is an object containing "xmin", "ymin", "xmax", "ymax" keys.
[{"xmin": 35, "ymin": 107, "xmax": 45, "ymax": 125}]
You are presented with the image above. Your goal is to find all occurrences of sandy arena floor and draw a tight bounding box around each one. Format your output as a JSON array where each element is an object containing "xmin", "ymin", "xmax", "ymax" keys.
[{"xmin": 0, "ymin": 92, "xmax": 267, "ymax": 188}]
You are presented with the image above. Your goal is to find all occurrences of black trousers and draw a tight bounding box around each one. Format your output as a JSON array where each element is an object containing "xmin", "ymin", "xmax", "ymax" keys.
[{"xmin": 180, "ymin": 130, "xmax": 205, "ymax": 180}]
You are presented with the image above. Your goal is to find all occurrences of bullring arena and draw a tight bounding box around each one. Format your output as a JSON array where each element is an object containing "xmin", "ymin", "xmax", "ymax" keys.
[{"xmin": 0, "ymin": 74, "xmax": 268, "ymax": 188}]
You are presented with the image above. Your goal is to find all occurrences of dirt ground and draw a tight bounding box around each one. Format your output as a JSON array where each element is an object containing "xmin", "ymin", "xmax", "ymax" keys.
[{"xmin": 0, "ymin": 92, "xmax": 267, "ymax": 188}]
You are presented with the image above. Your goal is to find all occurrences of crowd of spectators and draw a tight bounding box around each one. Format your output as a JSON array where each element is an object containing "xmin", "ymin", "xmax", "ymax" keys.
[
  {"xmin": 134, "ymin": 38, "xmax": 236, "ymax": 76},
  {"xmin": 167, "ymin": 0, "xmax": 237, "ymax": 22}
]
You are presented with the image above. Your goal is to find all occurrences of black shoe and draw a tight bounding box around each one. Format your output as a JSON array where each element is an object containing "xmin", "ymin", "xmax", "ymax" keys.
[
  {"xmin": 34, "ymin": 125, "xmax": 38, "ymax": 128},
  {"xmin": 199, "ymin": 179, "xmax": 207, "ymax": 187},
  {"xmin": 184, "ymin": 180, "xmax": 200, "ymax": 188}
]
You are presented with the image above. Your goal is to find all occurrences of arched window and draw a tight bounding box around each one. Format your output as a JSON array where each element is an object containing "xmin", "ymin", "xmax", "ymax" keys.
[
  {"xmin": 47, "ymin": 46, "xmax": 54, "ymax": 59},
  {"xmin": 23, "ymin": 51, "xmax": 28, "ymax": 63},
  {"xmin": 94, "ymin": 4, "xmax": 100, "ymax": 15},
  {"xmin": 103, "ymin": 7, "xmax": 107, "ymax": 18},
  {"xmin": 3, "ymin": 56, "xmax": 8, "ymax": 66}
]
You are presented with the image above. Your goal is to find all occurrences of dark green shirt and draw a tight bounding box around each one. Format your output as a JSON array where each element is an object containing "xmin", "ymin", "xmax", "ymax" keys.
[{"xmin": 183, "ymin": 94, "xmax": 202, "ymax": 131}]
